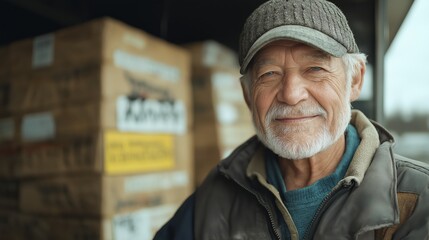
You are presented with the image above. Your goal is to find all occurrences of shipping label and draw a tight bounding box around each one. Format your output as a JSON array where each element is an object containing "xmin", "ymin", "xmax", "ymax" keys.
[
  {"xmin": 32, "ymin": 34, "xmax": 55, "ymax": 68},
  {"xmin": 104, "ymin": 131, "xmax": 175, "ymax": 174},
  {"xmin": 116, "ymin": 96, "xmax": 186, "ymax": 134},
  {"xmin": 21, "ymin": 112, "xmax": 55, "ymax": 142},
  {"xmin": 113, "ymin": 204, "xmax": 177, "ymax": 240}
]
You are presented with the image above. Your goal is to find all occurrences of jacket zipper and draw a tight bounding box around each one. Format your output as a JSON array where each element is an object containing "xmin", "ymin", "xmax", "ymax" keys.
[
  {"xmin": 223, "ymin": 173, "xmax": 282, "ymax": 240},
  {"xmin": 302, "ymin": 181, "xmax": 355, "ymax": 240}
]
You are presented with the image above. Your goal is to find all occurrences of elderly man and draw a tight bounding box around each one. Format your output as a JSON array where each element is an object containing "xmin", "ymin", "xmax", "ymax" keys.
[{"xmin": 154, "ymin": 0, "xmax": 429, "ymax": 239}]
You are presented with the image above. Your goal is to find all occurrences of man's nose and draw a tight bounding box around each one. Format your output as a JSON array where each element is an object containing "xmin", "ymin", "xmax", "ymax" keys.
[{"xmin": 276, "ymin": 73, "xmax": 308, "ymax": 106}]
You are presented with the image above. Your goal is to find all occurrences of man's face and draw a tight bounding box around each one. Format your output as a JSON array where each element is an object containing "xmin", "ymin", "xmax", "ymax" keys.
[{"xmin": 246, "ymin": 40, "xmax": 353, "ymax": 159}]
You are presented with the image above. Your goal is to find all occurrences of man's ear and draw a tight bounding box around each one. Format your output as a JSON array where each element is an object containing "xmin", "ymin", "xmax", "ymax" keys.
[{"xmin": 350, "ymin": 61, "xmax": 365, "ymax": 102}]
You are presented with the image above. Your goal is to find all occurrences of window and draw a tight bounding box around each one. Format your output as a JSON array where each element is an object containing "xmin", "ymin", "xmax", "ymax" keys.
[{"xmin": 384, "ymin": 0, "xmax": 429, "ymax": 162}]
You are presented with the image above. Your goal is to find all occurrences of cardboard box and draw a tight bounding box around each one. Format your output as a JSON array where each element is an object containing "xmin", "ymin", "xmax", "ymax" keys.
[
  {"xmin": 184, "ymin": 40, "xmax": 238, "ymax": 70},
  {"xmin": 0, "ymin": 116, "xmax": 19, "ymax": 178},
  {"xmin": 6, "ymin": 18, "xmax": 193, "ymax": 143},
  {"xmin": 15, "ymin": 135, "xmax": 99, "ymax": 177},
  {"xmin": 0, "ymin": 114, "xmax": 18, "ymax": 146},
  {"xmin": 9, "ymin": 57, "xmax": 192, "ymax": 118},
  {"xmin": 0, "ymin": 205, "xmax": 177, "ymax": 240},
  {"xmin": 0, "ymin": 178, "xmax": 19, "ymax": 210},
  {"xmin": 7, "ymin": 84, "xmax": 193, "ymax": 177},
  {"xmin": 189, "ymin": 65, "xmax": 254, "ymax": 186},
  {"xmin": 14, "ymin": 130, "xmax": 193, "ymax": 178},
  {"xmin": 17, "ymin": 102, "xmax": 99, "ymax": 143},
  {"xmin": 0, "ymin": 211, "xmax": 22, "ymax": 240},
  {"xmin": 185, "ymin": 41, "xmax": 253, "ymax": 186},
  {"xmin": 9, "ymin": 64, "xmax": 101, "ymax": 113},
  {"xmin": 20, "ymin": 170, "xmax": 191, "ymax": 217},
  {"xmin": 1, "ymin": 17, "xmax": 194, "ymax": 178},
  {"xmin": 0, "ymin": 145, "xmax": 19, "ymax": 178},
  {"xmin": 8, "ymin": 18, "xmax": 191, "ymax": 115}
]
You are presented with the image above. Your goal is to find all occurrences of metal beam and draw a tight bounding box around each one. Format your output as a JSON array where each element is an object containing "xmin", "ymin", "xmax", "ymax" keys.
[
  {"xmin": 375, "ymin": 0, "xmax": 389, "ymax": 123},
  {"xmin": 387, "ymin": 0, "xmax": 414, "ymax": 49}
]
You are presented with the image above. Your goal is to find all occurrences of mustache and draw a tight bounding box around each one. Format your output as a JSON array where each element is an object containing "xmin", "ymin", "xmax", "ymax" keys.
[{"xmin": 265, "ymin": 103, "xmax": 327, "ymax": 122}]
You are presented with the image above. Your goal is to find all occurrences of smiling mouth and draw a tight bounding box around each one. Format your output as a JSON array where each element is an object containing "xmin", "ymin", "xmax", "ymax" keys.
[{"xmin": 275, "ymin": 115, "xmax": 319, "ymax": 122}]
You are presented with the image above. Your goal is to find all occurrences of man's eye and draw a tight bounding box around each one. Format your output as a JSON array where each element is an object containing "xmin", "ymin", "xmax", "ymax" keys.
[
  {"xmin": 309, "ymin": 66, "xmax": 323, "ymax": 72},
  {"xmin": 259, "ymin": 71, "xmax": 276, "ymax": 79}
]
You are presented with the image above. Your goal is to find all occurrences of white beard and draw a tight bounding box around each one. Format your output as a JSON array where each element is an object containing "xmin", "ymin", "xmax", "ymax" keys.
[{"xmin": 255, "ymin": 101, "xmax": 351, "ymax": 160}]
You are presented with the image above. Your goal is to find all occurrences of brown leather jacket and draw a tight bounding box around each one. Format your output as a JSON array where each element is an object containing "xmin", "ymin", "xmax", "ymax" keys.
[{"xmin": 195, "ymin": 111, "xmax": 429, "ymax": 240}]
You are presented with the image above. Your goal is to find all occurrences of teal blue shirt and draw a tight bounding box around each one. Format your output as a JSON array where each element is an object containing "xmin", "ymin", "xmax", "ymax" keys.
[{"xmin": 266, "ymin": 124, "xmax": 361, "ymax": 240}]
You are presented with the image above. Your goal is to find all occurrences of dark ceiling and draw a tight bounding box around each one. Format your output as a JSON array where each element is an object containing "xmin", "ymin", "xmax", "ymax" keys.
[
  {"xmin": 1, "ymin": 0, "xmax": 262, "ymax": 50},
  {"xmin": 0, "ymin": 0, "xmax": 379, "ymax": 54},
  {"xmin": 0, "ymin": 0, "xmax": 415, "ymax": 60}
]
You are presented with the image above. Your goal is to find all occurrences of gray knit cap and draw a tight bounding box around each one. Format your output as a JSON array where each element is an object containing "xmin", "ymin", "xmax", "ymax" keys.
[{"xmin": 239, "ymin": 0, "xmax": 359, "ymax": 74}]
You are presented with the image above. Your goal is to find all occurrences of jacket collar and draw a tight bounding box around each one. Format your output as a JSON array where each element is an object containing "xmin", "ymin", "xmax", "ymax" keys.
[{"xmin": 341, "ymin": 110, "xmax": 382, "ymax": 186}]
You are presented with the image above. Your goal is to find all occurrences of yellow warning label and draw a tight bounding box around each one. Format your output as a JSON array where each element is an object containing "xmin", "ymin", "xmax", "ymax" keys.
[{"xmin": 104, "ymin": 131, "xmax": 175, "ymax": 174}]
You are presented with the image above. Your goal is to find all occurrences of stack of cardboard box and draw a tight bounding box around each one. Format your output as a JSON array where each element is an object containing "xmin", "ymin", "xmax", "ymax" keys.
[
  {"xmin": 185, "ymin": 41, "xmax": 255, "ymax": 186},
  {"xmin": 0, "ymin": 46, "xmax": 17, "ymax": 178},
  {"xmin": 0, "ymin": 18, "xmax": 193, "ymax": 240}
]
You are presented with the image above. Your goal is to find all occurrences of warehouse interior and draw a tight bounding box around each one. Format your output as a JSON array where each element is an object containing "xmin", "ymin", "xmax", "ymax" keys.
[
  {"xmin": 0, "ymin": 0, "xmax": 416, "ymax": 120},
  {"xmin": 0, "ymin": 0, "xmax": 413, "ymax": 53},
  {"xmin": 0, "ymin": 0, "xmax": 423, "ymax": 239}
]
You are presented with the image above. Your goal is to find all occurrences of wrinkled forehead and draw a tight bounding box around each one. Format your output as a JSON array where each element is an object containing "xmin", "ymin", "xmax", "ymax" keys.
[{"xmin": 251, "ymin": 40, "xmax": 332, "ymax": 68}]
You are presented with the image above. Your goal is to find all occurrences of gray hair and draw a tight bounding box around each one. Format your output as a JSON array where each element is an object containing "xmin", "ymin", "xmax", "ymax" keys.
[{"xmin": 240, "ymin": 53, "xmax": 367, "ymax": 98}]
